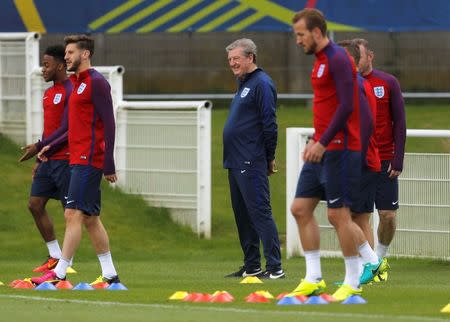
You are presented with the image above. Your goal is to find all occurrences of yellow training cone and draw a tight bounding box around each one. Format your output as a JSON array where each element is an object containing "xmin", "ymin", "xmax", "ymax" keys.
[
  {"xmin": 240, "ymin": 276, "xmax": 263, "ymax": 284},
  {"xmin": 441, "ymin": 303, "xmax": 450, "ymax": 313},
  {"xmin": 255, "ymin": 290, "xmax": 274, "ymax": 299},
  {"xmin": 169, "ymin": 291, "xmax": 189, "ymax": 300},
  {"xmin": 0, "ymin": 281, "xmax": 4, "ymax": 286}
]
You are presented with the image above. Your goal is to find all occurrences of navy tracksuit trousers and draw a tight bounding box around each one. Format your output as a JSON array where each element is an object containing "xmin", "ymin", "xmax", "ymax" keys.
[{"xmin": 228, "ymin": 168, "xmax": 282, "ymax": 271}]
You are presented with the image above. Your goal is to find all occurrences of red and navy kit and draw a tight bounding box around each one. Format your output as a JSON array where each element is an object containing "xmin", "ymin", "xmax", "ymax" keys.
[
  {"xmin": 363, "ymin": 69, "xmax": 406, "ymax": 171},
  {"xmin": 68, "ymin": 69, "xmax": 116, "ymax": 175},
  {"xmin": 31, "ymin": 79, "xmax": 72, "ymax": 204},
  {"xmin": 296, "ymin": 41, "xmax": 361, "ymax": 209},
  {"xmin": 35, "ymin": 79, "xmax": 72, "ymax": 159},
  {"xmin": 359, "ymin": 75, "xmax": 381, "ymax": 172},
  {"xmin": 312, "ymin": 41, "xmax": 360, "ymax": 152}
]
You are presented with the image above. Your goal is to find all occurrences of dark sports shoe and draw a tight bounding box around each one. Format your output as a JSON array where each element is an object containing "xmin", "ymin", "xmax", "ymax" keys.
[
  {"xmin": 90, "ymin": 275, "xmax": 120, "ymax": 286},
  {"xmin": 225, "ymin": 266, "xmax": 262, "ymax": 278},
  {"xmin": 258, "ymin": 269, "xmax": 286, "ymax": 279}
]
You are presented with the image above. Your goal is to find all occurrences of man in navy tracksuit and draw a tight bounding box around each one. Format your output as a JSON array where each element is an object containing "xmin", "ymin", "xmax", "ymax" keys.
[{"xmin": 223, "ymin": 38, "xmax": 284, "ymax": 279}]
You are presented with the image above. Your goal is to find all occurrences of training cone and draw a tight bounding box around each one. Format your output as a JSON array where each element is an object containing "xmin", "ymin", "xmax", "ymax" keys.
[
  {"xmin": 169, "ymin": 291, "xmax": 189, "ymax": 300},
  {"xmin": 14, "ymin": 280, "xmax": 34, "ymax": 289},
  {"xmin": 441, "ymin": 303, "xmax": 450, "ymax": 313},
  {"xmin": 9, "ymin": 279, "xmax": 22, "ymax": 287},
  {"xmin": 295, "ymin": 294, "xmax": 309, "ymax": 302},
  {"xmin": 92, "ymin": 282, "xmax": 109, "ymax": 289},
  {"xmin": 277, "ymin": 296, "xmax": 303, "ymax": 305},
  {"xmin": 55, "ymin": 280, "xmax": 73, "ymax": 289},
  {"xmin": 72, "ymin": 282, "xmax": 94, "ymax": 290},
  {"xmin": 304, "ymin": 295, "xmax": 329, "ymax": 305},
  {"xmin": 240, "ymin": 276, "xmax": 263, "ymax": 284},
  {"xmin": 321, "ymin": 293, "xmax": 337, "ymax": 302},
  {"xmin": 183, "ymin": 292, "xmax": 203, "ymax": 302},
  {"xmin": 276, "ymin": 292, "xmax": 290, "ymax": 300},
  {"xmin": 210, "ymin": 293, "xmax": 234, "ymax": 303},
  {"xmin": 211, "ymin": 291, "xmax": 234, "ymax": 301},
  {"xmin": 0, "ymin": 281, "xmax": 4, "ymax": 286},
  {"xmin": 107, "ymin": 282, "xmax": 128, "ymax": 290},
  {"xmin": 35, "ymin": 282, "xmax": 57, "ymax": 290},
  {"xmin": 255, "ymin": 290, "xmax": 274, "ymax": 299},
  {"xmin": 193, "ymin": 293, "xmax": 213, "ymax": 302},
  {"xmin": 341, "ymin": 295, "xmax": 367, "ymax": 304},
  {"xmin": 245, "ymin": 293, "xmax": 270, "ymax": 303}
]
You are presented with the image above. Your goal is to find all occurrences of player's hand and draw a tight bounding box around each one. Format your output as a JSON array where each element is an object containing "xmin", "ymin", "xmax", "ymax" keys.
[
  {"xmin": 105, "ymin": 174, "xmax": 117, "ymax": 183},
  {"xmin": 304, "ymin": 141, "xmax": 326, "ymax": 163},
  {"xmin": 37, "ymin": 145, "xmax": 51, "ymax": 162},
  {"xmin": 387, "ymin": 163, "xmax": 402, "ymax": 179},
  {"xmin": 19, "ymin": 143, "xmax": 38, "ymax": 162},
  {"xmin": 31, "ymin": 162, "xmax": 39, "ymax": 179},
  {"xmin": 302, "ymin": 138, "xmax": 315, "ymax": 161},
  {"xmin": 268, "ymin": 159, "xmax": 278, "ymax": 176}
]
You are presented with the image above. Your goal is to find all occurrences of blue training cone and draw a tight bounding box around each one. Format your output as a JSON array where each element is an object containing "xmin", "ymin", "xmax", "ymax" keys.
[
  {"xmin": 342, "ymin": 295, "xmax": 367, "ymax": 304},
  {"xmin": 277, "ymin": 296, "xmax": 303, "ymax": 305},
  {"xmin": 72, "ymin": 282, "xmax": 94, "ymax": 290},
  {"xmin": 34, "ymin": 282, "xmax": 57, "ymax": 290},
  {"xmin": 304, "ymin": 295, "xmax": 329, "ymax": 305},
  {"xmin": 107, "ymin": 282, "xmax": 128, "ymax": 290}
]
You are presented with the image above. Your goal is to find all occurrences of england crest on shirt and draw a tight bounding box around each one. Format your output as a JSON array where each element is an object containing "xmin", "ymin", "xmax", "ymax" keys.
[
  {"xmin": 374, "ymin": 86, "xmax": 385, "ymax": 98},
  {"xmin": 241, "ymin": 87, "xmax": 250, "ymax": 98},
  {"xmin": 77, "ymin": 82, "xmax": 87, "ymax": 94},
  {"xmin": 317, "ymin": 64, "xmax": 325, "ymax": 78},
  {"xmin": 53, "ymin": 93, "xmax": 62, "ymax": 105}
]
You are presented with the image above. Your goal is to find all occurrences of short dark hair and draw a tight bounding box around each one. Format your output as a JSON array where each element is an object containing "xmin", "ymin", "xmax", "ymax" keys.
[
  {"xmin": 353, "ymin": 38, "xmax": 372, "ymax": 53},
  {"xmin": 292, "ymin": 8, "xmax": 327, "ymax": 36},
  {"xmin": 44, "ymin": 45, "xmax": 66, "ymax": 65},
  {"xmin": 64, "ymin": 34, "xmax": 95, "ymax": 57},
  {"xmin": 337, "ymin": 39, "xmax": 361, "ymax": 65}
]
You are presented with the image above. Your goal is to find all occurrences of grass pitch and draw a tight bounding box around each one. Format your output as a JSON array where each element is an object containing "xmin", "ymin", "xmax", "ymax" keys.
[{"xmin": 0, "ymin": 104, "xmax": 449, "ymax": 322}]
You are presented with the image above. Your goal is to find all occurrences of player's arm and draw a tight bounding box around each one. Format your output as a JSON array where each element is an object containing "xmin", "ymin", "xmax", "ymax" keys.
[
  {"xmin": 388, "ymin": 75, "xmax": 406, "ymax": 177},
  {"xmin": 255, "ymin": 80, "xmax": 278, "ymax": 175},
  {"xmin": 37, "ymin": 132, "xmax": 68, "ymax": 162},
  {"xmin": 306, "ymin": 52, "xmax": 355, "ymax": 162},
  {"xmin": 92, "ymin": 77, "xmax": 116, "ymax": 182}
]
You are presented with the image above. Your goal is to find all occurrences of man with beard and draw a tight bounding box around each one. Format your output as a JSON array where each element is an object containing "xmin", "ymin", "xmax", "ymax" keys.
[
  {"xmin": 32, "ymin": 35, "xmax": 120, "ymax": 286},
  {"xmin": 289, "ymin": 9, "xmax": 367, "ymax": 301}
]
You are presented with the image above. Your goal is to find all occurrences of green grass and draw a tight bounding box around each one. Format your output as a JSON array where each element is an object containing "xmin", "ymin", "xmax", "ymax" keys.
[{"xmin": 1, "ymin": 104, "xmax": 450, "ymax": 322}]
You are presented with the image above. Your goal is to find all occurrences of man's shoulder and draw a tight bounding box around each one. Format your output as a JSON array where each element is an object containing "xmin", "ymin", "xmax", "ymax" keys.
[{"xmin": 372, "ymin": 69, "xmax": 400, "ymax": 85}]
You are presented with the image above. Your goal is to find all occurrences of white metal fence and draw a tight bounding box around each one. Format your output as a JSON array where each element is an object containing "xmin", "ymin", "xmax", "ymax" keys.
[
  {"xmin": 0, "ymin": 33, "xmax": 39, "ymax": 145},
  {"xmin": 286, "ymin": 128, "xmax": 450, "ymax": 260},
  {"xmin": 115, "ymin": 100, "xmax": 211, "ymax": 237}
]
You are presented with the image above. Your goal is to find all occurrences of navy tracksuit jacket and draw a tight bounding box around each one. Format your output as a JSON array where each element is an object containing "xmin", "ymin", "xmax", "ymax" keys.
[{"xmin": 223, "ymin": 68, "xmax": 282, "ymax": 271}]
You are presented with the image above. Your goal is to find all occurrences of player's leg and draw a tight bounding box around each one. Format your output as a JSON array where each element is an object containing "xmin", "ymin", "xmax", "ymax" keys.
[
  {"xmin": 84, "ymin": 215, "xmax": 118, "ymax": 282},
  {"xmin": 225, "ymin": 169, "xmax": 262, "ymax": 277},
  {"xmin": 236, "ymin": 168, "xmax": 283, "ymax": 278},
  {"xmin": 324, "ymin": 151, "xmax": 363, "ymax": 300},
  {"xmin": 350, "ymin": 168, "xmax": 381, "ymax": 283},
  {"xmin": 290, "ymin": 162, "xmax": 325, "ymax": 295},
  {"xmin": 29, "ymin": 160, "xmax": 62, "ymax": 272},
  {"xmin": 375, "ymin": 160, "xmax": 399, "ymax": 259}
]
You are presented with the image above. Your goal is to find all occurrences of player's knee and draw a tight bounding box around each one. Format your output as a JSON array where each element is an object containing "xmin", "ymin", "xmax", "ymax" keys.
[
  {"xmin": 64, "ymin": 209, "xmax": 80, "ymax": 223},
  {"xmin": 28, "ymin": 199, "xmax": 44, "ymax": 216},
  {"xmin": 378, "ymin": 210, "xmax": 396, "ymax": 223},
  {"xmin": 290, "ymin": 202, "xmax": 310, "ymax": 222}
]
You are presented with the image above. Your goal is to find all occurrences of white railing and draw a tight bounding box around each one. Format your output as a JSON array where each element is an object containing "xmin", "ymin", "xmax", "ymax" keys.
[
  {"xmin": 286, "ymin": 128, "xmax": 450, "ymax": 260},
  {"xmin": 0, "ymin": 32, "xmax": 39, "ymax": 145},
  {"xmin": 115, "ymin": 100, "xmax": 212, "ymax": 238}
]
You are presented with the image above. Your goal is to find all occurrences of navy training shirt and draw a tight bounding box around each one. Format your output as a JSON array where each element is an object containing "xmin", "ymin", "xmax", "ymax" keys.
[{"xmin": 223, "ymin": 68, "xmax": 278, "ymax": 170}]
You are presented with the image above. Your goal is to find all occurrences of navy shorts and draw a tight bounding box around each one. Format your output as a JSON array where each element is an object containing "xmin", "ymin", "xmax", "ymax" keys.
[
  {"xmin": 351, "ymin": 167, "xmax": 378, "ymax": 214},
  {"xmin": 30, "ymin": 159, "xmax": 71, "ymax": 205},
  {"xmin": 66, "ymin": 165, "xmax": 103, "ymax": 216},
  {"xmin": 375, "ymin": 160, "xmax": 399, "ymax": 211},
  {"xmin": 295, "ymin": 150, "xmax": 361, "ymax": 208}
]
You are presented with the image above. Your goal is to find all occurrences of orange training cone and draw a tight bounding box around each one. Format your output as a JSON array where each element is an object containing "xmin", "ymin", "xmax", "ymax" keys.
[{"xmin": 56, "ymin": 280, "xmax": 73, "ymax": 289}]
